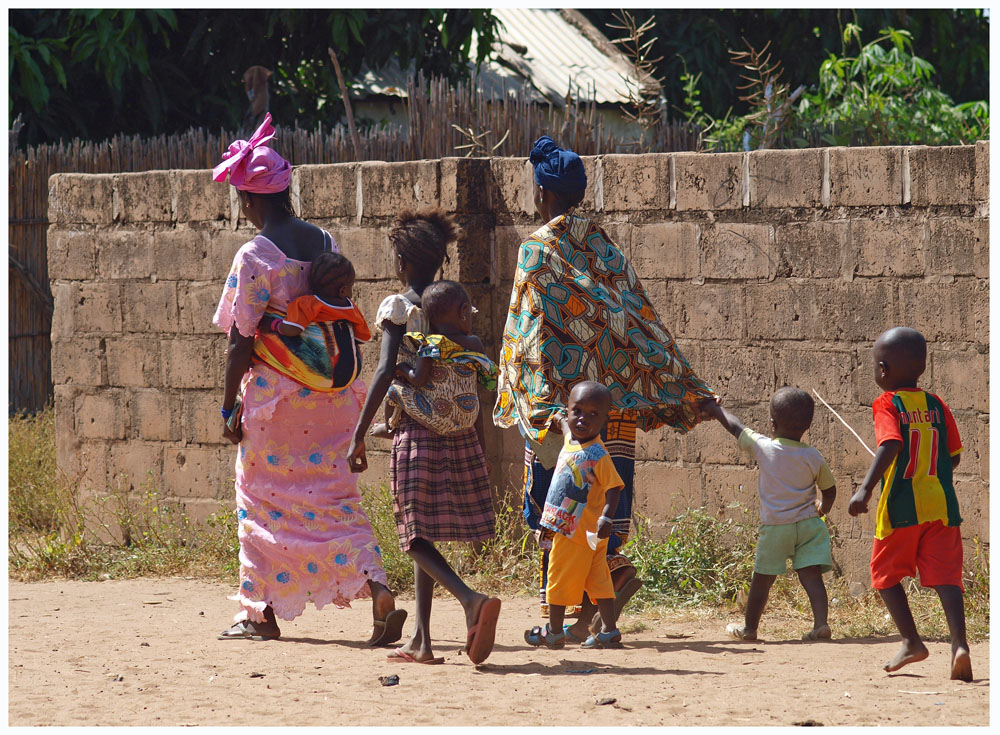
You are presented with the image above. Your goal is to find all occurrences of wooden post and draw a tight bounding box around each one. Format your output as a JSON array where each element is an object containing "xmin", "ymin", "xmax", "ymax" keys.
[{"xmin": 327, "ymin": 47, "xmax": 362, "ymax": 162}]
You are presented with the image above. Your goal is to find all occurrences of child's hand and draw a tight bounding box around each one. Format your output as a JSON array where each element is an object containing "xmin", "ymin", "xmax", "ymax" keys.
[
  {"xmin": 697, "ymin": 396, "xmax": 722, "ymax": 421},
  {"xmin": 370, "ymin": 423, "xmax": 394, "ymax": 440},
  {"xmin": 596, "ymin": 515, "xmax": 613, "ymax": 539},
  {"xmin": 847, "ymin": 487, "xmax": 871, "ymax": 516}
]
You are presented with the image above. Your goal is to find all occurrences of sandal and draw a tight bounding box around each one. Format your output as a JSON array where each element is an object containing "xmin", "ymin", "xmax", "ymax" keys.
[
  {"xmin": 218, "ymin": 619, "xmax": 280, "ymax": 641},
  {"xmin": 582, "ymin": 629, "xmax": 622, "ymax": 649},
  {"xmin": 727, "ymin": 622, "xmax": 758, "ymax": 641},
  {"xmin": 367, "ymin": 608, "xmax": 408, "ymax": 647},
  {"xmin": 524, "ymin": 624, "xmax": 566, "ymax": 649},
  {"xmin": 562, "ymin": 625, "xmax": 588, "ymax": 644}
]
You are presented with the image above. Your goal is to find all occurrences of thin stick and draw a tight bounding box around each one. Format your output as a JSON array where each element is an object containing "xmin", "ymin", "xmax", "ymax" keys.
[
  {"xmin": 327, "ymin": 47, "xmax": 361, "ymax": 161},
  {"xmin": 812, "ymin": 388, "xmax": 875, "ymax": 457}
]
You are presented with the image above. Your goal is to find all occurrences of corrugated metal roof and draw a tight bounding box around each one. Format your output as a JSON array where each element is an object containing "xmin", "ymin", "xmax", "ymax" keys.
[{"xmin": 354, "ymin": 8, "xmax": 649, "ymax": 106}]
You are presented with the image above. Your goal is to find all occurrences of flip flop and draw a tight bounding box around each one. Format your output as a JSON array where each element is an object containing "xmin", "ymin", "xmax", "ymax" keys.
[
  {"xmin": 465, "ymin": 597, "xmax": 502, "ymax": 665},
  {"xmin": 217, "ymin": 619, "xmax": 280, "ymax": 641},
  {"xmin": 726, "ymin": 622, "xmax": 758, "ymax": 641},
  {"xmin": 582, "ymin": 629, "xmax": 623, "ymax": 649},
  {"xmin": 386, "ymin": 647, "xmax": 444, "ymax": 665},
  {"xmin": 562, "ymin": 625, "xmax": 588, "ymax": 644},
  {"xmin": 590, "ymin": 576, "xmax": 645, "ymax": 635},
  {"xmin": 367, "ymin": 608, "xmax": 408, "ymax": 647},
  {"xmin": 801, "ymin": 624, "xmax": 832, "ymax": 641}
]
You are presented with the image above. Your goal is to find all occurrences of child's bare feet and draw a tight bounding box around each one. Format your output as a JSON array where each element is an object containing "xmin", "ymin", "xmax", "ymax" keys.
[
  {"xmin": 883, "ymin": 639, "xmax": 929, "ymax": 672},
  {"xmin": 950, "ymin": 645, "xmax": 973, "ymax": 681},
  {"xmin": 727, "ymin": 623, "xmax": 758, "ymax": 641},
  {"xmin": 370, "ymin": 423, "xmax": 394, "ymax": 439},
  {"xmin": 801, "ymin": 624, "xmax": 831, "ymax": 641}
]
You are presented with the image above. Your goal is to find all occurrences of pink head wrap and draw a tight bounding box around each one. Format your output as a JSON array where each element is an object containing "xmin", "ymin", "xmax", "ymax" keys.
[{"xmin": 213, "ymin": 113, "xmax": 291, "ymax": 194}]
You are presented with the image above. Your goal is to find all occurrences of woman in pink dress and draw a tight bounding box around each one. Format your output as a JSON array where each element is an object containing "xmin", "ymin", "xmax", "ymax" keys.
[{"xmin": 212, "ymin": 115, "xmax": 406, "ymax": 644}]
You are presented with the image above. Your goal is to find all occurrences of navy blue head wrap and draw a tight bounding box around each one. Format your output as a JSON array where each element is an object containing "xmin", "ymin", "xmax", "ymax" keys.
[{"xmin": 529, "ymin": 135, "xmax": 587, "ymax": 199}]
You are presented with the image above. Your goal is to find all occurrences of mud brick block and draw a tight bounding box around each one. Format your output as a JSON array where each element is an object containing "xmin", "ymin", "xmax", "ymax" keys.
[
  {"xmin": 51, "ymin": 336, "xmax": 105, "ymax": 386},
  {"xmin": 696, "ymin": 345, "xmax": 776, "ymax": 403},
  {"xmin": 703, "ymin": 468, "xmax": 759, "ymax": 516},
  {"xmin": 359, "ymin": 160, "xmax": 439, "ymax": 218},
  {"xmin": 490, "ymin": 157, "xmax": 534, "ymax": 221},
  {"xmin": 49, "ymin": 282, "xmax": 74, "ymax": 340},
  {"xmin": 48, "ymin": 174, "xmax": 114, "ymax": 225},
  {"xmin": 440, "ymin": 157, "xmax": 493, "ymax": 213},
  {"xmin": 602, "ymin": 154, "xmax": 669, "ymax": 212},
  {"xmin": 749, "ymin": 149, "xmax": 822, "ymax": 208},
  {"xmin": 47, "ymin": 227, "xmax": 97, "ymax": 280},
  {"xmin": 971, "ymin": 218, "xmax": 989, "ymax": 279},
  {"xmin": 162, "ymin": 336, "xmax": 221, "ymax": 389},
  {"xmin": 296, "ymin": 163, "xmax": 358, "ymax": 220},
  {"xmin": 808, "ymin": 404, "xmax": 877, "ymax": 477},
  {"xmin": 977, "ymin": 416, "xmax": 989, "ymax": 483},
  {"xmin": 53, "ymin": 383, "xmax": 80, "ymax": 462},
  {"xmin": 208, "ymin": 227, "xmax": 255, "ymax": 280},
  {"xmin": 74, "ymin": 282, "xmax": 123, "ymax": 334},
  {"xmin": 700, "ymin": 223, "xmax": 773, "ymax": 279},
  {"xmin": 94, "ymin": 228, "xmax": 154, "ymax": 280},
  {"xmin": 76, "ymin": 390, "xmax": 127, "ymax": 439},
  {"xmin": 898, "ymin": 280, "xmax": 986, "ymax": 344},
  {"xmin": 828, "ymin": 146, "xmax": 903, "ymax": 206},
  {"xmin": 115, "ymin": 171, "xmax": 173, "ymax": 223},
  {"xmin": 633, "ymin": 463, "xmax": 704, "ymax": 522},
  {"xmin": 121, "ymin": 281, "xmax": 179, "ymax": 333},
  {"xmin": 109, "ymin": 441, "xmax": 164, "ymax": 492},
  {"xmin": 184, "ymin": 390, "xmax": 226, "ymax": 445},
  {"xmin": 181, "ymin": 498, "xmax": 234, "ymax": 526},
  {"xmin": 910, "ymin": 146, "xmax": 975, "ymax": 206},
  {"xmin": 179, "ymin": 282, "xmax": 227, "ymax": 335},
  {"xmin": 950, "ymin": 410, "xmax": 980, "ymax": 479},
  {"xmin": 925, "ymin": 217, "xmax": 984, "ymax": 277},
  {"xmin": 450, "ymin": 214, "xmax": 494, "ymax": 283},
  {"xmin": 631, "ymin": 223, "xmax": 698, "ymax": 280},
  {"xmin": 674, "ymin": 152, "xmax": 743, "ymax": 211},
  {"xmin": 152, "ymin": 228, "xmax": 216, "ymax": 281},
  {"xmin": 850, "ymin": 218, "xmax": 925, "ymax": 278},
  {"xmin": 131, "ymin": 388, "xmax": 180, "ymax": 441},
  {"xmin": 172, "ymin": 170, "xmax": 230, "ymax": 223},
  {"xmin": 679, "ymin": 420, "xmax": 742, "ymax": 465},
  {"xmin": 106, "ymin": 335, "xmax": 161, "ymax": 388},
  {"xmin": 162, "ymin": 446, "xmax": 229, "ymax": 499},
  {"xmin": 775, "ymin": 220, "xmax": 849, "ymax": 279},
  {"xmin": 956, "ymin": 480, "xmax": 988, "ymax": 542},
  {"xmin": 928, "ymin": 349, "xmax": 987, "ymax": 412},
  {"xmin": 576, "ymin": 156, "xmax": 601, "ymax": 213},
  {"xmin": 327, "ymin": 226, "xmax": 391, "ymax": 280},
  {"xmin": 974, "ymin": 140, "xmax": 989, "ymax": 202},
  {"xmin": 635, "ymin": 424, "xmax": 683, "ymax": 463},
  {"xmin": 850, "ymin": 343, "xmax": 880, "ymax": 408},
  {"xmin": 494, "ymin": 224, "xmax": 542, "ymax": 282},
  {"xmin": 71, "ymin": 441, "xmax": 112, "ymax": 497},
  {"xmin": 654, "ymin": 282, "xmax": 745, "ymax": 341},
  {"xmin": 774, "ymin": 347, "xmax": 854, "ymax": 404},
  {"xmin": 746, "ymin": 281, "xmax": 895, "ymax": 342}
]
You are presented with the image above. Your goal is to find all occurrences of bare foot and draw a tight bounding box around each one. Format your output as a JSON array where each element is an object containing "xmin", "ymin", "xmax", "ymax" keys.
[
  {"xmin": 883, "ymin": 640, "xmax": 929, "ymax": 672},
  {"xmin": 801, "ymin": 624, "xmax": 832, "ymax": 641},
  {"xmin": 950, "ymin": 646, "xmax": 973, "ymax": 682},
  {"xmin": 464, "ymin": 592, "xmax": 490, "ymax": 631}
]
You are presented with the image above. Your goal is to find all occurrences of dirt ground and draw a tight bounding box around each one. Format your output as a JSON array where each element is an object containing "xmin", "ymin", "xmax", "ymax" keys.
[{"xmin": 8, "ymin": 577, "xmax": 989, "ymax": 727}]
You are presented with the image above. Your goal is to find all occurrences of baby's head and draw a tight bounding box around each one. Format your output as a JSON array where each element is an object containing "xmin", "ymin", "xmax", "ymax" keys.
[
  {"xmin": 769, "ymin": 386, "xmax": 814, "ymax": 441},
  {"xmin": 309, "ymin": 252, "xmax": 355, "ymax": 303},
  {"xmin": 566, "ymin": 381, "xmax": 612, "ymax": 443},
  {"xmin": 421, "ymin": 280, "xmax": 473, "ymax": 335},
  {"xmin": 873, "ymin": 327, "xmax": 926, "ymax": 392}
]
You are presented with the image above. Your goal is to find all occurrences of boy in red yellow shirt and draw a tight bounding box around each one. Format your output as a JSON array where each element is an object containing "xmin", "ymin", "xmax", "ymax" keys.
[{"xmin": 848, "ymin": 327, "xmax": 972, "ymax": 681}]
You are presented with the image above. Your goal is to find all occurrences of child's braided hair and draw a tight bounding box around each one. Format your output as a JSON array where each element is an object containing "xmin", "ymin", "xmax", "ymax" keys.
[
  {"xmin": 389, "ymin": 207, "xmax": 461, "ymax": 280},
  {"xmin": 308, "ymin": 251, "xmax": 354, "ymax": 295}
]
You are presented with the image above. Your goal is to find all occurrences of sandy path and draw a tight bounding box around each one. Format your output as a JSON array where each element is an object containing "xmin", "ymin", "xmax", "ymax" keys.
[{"xmin": 8, "ymin": 578, "xmax": 988, "ymax": 726}]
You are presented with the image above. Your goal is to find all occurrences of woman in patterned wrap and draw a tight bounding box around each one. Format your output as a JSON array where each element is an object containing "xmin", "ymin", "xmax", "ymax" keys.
[
  {"xmin": 494, "ymin": 136, "xmax": 716, "ymax": 640},
  {"xmin": 213, "ymin": 114, "xmax": 406, "ymax": 645}
]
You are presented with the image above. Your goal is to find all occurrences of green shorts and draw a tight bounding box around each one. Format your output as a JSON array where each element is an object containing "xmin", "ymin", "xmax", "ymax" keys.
[{"xmin": 755, "ymin": 516, "xmax": 833, "ymax": 575}]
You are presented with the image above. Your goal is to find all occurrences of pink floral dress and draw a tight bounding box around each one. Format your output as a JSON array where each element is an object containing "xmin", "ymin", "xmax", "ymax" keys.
[{"xmin": 213, "ymin": 234, "xmax": 388, "ymax": 624}]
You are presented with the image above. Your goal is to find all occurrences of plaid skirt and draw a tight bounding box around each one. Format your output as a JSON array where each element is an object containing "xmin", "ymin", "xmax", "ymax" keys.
[{"xmin": 390, "ymin": 413, "xmax": 496, "ymax": 551}]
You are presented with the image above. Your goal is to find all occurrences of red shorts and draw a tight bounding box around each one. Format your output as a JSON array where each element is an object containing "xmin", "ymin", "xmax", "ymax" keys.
[{"xmin": 870, "ymin": 520, "xmax": 964, "ymax": 591}]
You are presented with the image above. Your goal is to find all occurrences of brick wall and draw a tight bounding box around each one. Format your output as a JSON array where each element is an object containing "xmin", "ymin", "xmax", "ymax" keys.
[{"xmin": 48, "ymin": 143, "xmax": 989, "ymax": 584}]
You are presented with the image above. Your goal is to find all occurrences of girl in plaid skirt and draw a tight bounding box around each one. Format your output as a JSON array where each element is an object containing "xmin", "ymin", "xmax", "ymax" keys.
[{"xmin": 349, "ymin": 209, "xmax": 501, "ymax": 665}]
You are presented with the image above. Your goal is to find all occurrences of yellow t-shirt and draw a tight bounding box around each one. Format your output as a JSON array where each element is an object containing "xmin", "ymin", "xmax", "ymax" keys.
[{"xmin": 539, "ymin": 435, "xmax": 625, "ymax": 546}]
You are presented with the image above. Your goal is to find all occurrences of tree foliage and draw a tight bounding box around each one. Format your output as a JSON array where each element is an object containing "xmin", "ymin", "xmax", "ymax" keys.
[
  {"xmin": 584, "ymin": 8, "xmax": 989, "ymax": 121},
  {"xmin": 9, "ymin": 9, "xmax": 499, "ymax": 145}
]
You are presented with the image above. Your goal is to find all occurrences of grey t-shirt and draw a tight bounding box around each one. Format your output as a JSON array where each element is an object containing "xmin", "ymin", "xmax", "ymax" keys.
[{"xmin": 738, "ymin": 428, "xmax": 836, "ymax": 526}]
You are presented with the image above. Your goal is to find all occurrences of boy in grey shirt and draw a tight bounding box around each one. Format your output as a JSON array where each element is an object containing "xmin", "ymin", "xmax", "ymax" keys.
[{"xmin": 704, "ymin": 387, "xmax": 837, "ymax": 641}]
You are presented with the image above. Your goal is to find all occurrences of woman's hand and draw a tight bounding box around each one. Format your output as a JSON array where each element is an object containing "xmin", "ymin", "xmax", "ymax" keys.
[
  {"xmin": 222, "ymin": 418, "xmax": 242, "ymax": 445},
  {"xmin": 348, "ymin": 436, "xmax": 368, "ymax": 473}
]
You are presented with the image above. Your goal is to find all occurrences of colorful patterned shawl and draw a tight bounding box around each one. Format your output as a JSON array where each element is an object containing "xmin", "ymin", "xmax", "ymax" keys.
[
  {"xmin": 494, "ymin": 211, "xmax": 715, "ymax": 442},
  {"xmin": 253, "ymin": 309, "xmax": 360, "ymax": 391}
]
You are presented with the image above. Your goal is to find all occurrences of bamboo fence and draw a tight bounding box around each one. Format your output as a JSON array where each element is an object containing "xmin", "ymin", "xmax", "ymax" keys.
[{"xmin": 8, "ymin": 71, "xmax": 701, "ymax": 413}]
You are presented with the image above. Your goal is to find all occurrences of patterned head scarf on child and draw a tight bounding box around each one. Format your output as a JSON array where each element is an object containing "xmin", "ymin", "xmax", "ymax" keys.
[
  {"xmin": 529, "ymin": 135, "xmax": 587, "ymax": 198},
  {"xmin": 213, "ymin": 112, "xmax": 291, "ymax": 193}
]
